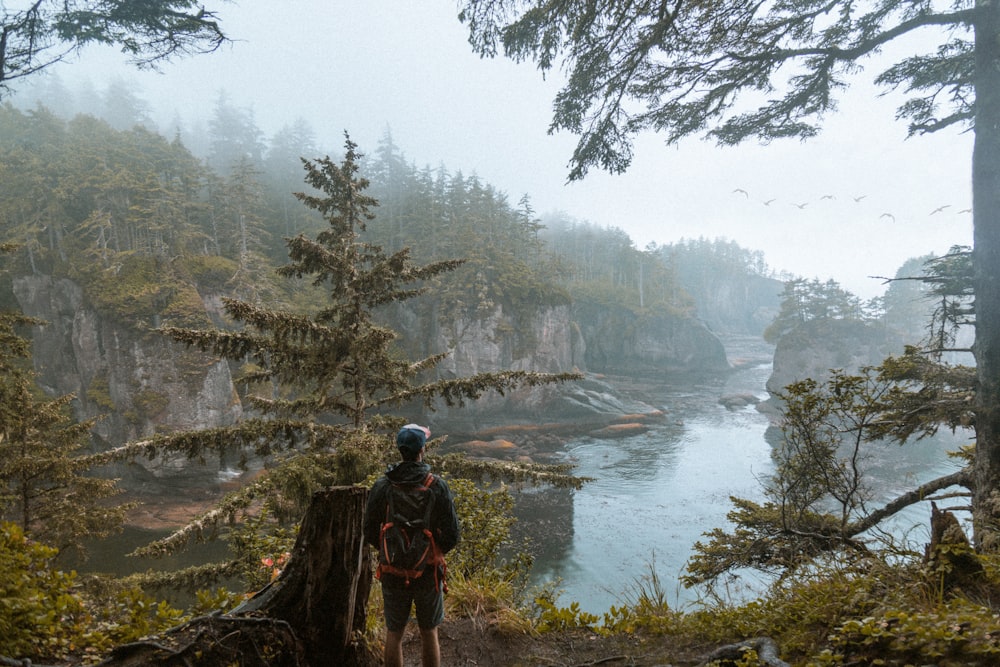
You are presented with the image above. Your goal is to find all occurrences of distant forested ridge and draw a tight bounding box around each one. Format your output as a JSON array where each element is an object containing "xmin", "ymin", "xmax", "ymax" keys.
[{"xmin": 0, "ymin": 99, "xmax": 774, "ymax": 459}]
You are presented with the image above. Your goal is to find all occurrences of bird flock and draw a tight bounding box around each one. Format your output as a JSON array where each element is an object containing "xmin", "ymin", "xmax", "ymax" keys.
[{"xmin": 730, "ymin": 188, "xmax": 971, "ymax": 222}]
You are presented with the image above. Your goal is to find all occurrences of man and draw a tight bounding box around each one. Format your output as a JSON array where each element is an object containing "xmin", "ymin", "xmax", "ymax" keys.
[{"xmin": 363, "ymin": 424, "xmax": 460, "ymax": 667}]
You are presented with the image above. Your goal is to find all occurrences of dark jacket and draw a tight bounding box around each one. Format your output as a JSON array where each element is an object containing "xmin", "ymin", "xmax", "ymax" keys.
[{"xmin": 363, "ymin": 460, "xmax": 460, "ymax": 588}]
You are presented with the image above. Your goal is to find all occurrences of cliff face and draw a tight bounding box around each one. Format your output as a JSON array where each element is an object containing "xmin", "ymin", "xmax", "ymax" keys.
[
  {"xmin": 11, "ymin": 275, "xmax": 243, "ymax": 472},
  {"xmin": 422, "ymin": 303, "xmax": 591, "ymax": 430},
  {"xmin": 765, "ymin": 318, "xmax": 906, "ymax": 401},
  {"xmin": 10, "ymin": 274, "xmax": 728, "ymax": 447},
  {"xmin": 433, "ymin": 304, "xmax": 584, "ymax": 378},
  {"xmin": 573, "ymin": 301, "xmax": 730, "ymax": 376}
]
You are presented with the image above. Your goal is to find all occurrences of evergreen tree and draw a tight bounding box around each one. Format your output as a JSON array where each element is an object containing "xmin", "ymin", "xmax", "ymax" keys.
[
  {"xmin": 0, "ymin": 244, "xmax": 131, "ymax": 554},
  {"xmin": 206, "ymin": 156, "xmax": 273, "ymax": 301},
  {"xmin": 369, "ymin": 127, "xmax": 414, "ymax": 252},
  {"xmin": 883, "ymin": 253, "xmax": 938, "ymax": 342},
  {"xmin": 263, "ymin": 118, "xmax": 320, "ymax": 244},
  {"xmin": 100, "ymin": 78, "xmax": 153, "ymax": 131},
  {"xmin": 206, "ymin": 92, "xmax": 265, "ymax": 176},
  {"xmin": 920, "ymin": 246, "xmax": 975, "ymax": 356},
  {"xmin": 113, "ymin": 135, "xmax": 579, "ymax": 583}
]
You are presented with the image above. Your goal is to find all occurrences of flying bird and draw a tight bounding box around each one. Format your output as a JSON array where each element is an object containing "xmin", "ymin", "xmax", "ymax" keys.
[
  {"xmin": 880, "ymin": 213, "xmax": 896, "ymax": 222},
  {"xmin": 732, "ymin": 188, "xmax": 749, "ymax": 198},
  {"xmin": 792, "ymin": 202, "xmax": 808, "ymax": 209},
  {"xmin": 959, "ymin": 208, "xmax": 972, "ymax": 214},
  {"xmin": 930, "ymin": 205, "xmax": 952, "ymax": 215},
  {"xmin": 820, "ymin": 194, "xmax": 835, "ymax": 200},
  {"xmin": 763, "ymin": 198, "xmax": 777, "ymax": 206},
  {"xmin": 853, "ymin": 195, "xmax": 867, "ymax": 203}
]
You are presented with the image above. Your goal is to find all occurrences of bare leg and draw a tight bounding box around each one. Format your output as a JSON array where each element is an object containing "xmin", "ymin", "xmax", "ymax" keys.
[
  {"xmin": 419, "ymin": 626, "xmax": 440, "ymax": 667},
  {"xmin": 384, "ymin": 628, "xmax": 404, "ymax": 667}
]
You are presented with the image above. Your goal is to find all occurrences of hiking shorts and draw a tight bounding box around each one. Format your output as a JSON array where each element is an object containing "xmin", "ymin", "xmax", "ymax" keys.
[{"xmin": 382, "ymin": 583, "xmax": 444, "ymax": 632}]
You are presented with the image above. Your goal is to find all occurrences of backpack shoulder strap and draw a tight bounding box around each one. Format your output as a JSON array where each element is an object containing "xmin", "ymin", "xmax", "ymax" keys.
[{"xmin": 420, "ymin": 473, "xmax": 437, "ymax": 524}]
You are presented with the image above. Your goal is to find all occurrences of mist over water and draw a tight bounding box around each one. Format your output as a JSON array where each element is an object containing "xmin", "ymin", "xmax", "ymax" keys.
[{"xmin": 524, "ymin": 341, "xmax": 966, "ymax": 614}]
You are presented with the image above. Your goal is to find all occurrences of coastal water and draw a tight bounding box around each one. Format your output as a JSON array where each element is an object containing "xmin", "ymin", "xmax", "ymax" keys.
[{"xmin": 522, "ymin": 338, "xmax": 967, "ymax": 614}]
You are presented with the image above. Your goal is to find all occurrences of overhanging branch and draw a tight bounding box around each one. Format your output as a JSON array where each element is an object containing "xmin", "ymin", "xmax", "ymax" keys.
[
  {"xmin": 733, "ymin": 8, "xmax": 978, "ymax": 65},
  {"xmin": 848, "ymin": 468, "xmax": 972, "ymax": 536}
]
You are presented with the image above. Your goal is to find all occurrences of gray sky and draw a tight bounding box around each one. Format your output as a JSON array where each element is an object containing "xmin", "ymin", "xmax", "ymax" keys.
[{"xmin": 31, "ymin": 0, "xmax": 973, "ymax": 299}]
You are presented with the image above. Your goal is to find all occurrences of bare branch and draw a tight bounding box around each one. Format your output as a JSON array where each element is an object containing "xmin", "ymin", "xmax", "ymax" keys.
[{"xmin": 847, "ymin": 468, "xmax": 972, "ymax": 536}]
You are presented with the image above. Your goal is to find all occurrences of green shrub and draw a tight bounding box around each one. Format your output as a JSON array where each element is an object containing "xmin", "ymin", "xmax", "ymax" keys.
[
  {"xmin": 534, "ymin": 596, "xmax": 601, "ymax": 632},
  {"xmin": 86, "ymin": 585, "xmax": 186, "ymax": 647},
  {"xmin": 159, "ymin": 283, "xmax": 213, "ymax": 329},
  {"xmin": 133, "ymin": 388, "xmax": 170, "ymax": 422},
  {"xmin": 447, "ymin": 478, "xmax": 523, "ymax": 579},
  {"xmin": 0, "ymin": 522, "xmax": 88, "ymax": 661},
  {"xmin": 817, "ymin": 601, "xmax": 1000, "ymax": 666},
  {"xmin": 85, "ymin": 374, "xmax": 116, "ymax": 411}
]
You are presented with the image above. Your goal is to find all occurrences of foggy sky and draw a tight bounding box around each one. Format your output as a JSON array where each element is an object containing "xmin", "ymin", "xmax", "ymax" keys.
[{"xmin": 24, "ymin": 1, "xmax": 974, "ymax": 299}]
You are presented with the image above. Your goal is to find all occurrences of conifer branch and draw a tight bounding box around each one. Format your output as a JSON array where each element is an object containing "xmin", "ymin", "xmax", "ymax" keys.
[{"xmin": 129, "ymin": 475, "xmax": 277, "ymax": 558}]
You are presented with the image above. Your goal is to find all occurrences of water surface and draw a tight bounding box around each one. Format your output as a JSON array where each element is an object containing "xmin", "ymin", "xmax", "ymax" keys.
[{"xmin": 524, "ymin": 343, "xmax": 966, "ymax": 613}]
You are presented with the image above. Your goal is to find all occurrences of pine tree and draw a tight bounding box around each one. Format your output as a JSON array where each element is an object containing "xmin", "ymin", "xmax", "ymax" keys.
[
  {"xmin": 113, "ymin": 134, "xmax": 579, "ymax": 579},
  {"xmin": 206, "ymin": 92, "xmax": 265, "ymax": 176},
  {"xmin": 0, "ymin": 244, "xmax": 131, "ymax": 555}
]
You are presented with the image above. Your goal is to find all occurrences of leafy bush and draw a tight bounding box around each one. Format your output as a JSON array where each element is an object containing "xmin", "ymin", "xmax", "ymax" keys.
[
  {"xmin": 177, "ymin": 255, "xmax": 240, "ymax": 290},
  {"xmin": 816, "ymin": 601, "xmax": 1000, "ymax": 666},
  {"xmin": 85, "ymin": 585, "xmax": 186, "ymax": 648},
  {"xmin": 534, "ymin": 596, "xmax": 601, "ymax": 632},
  {"xmin": 0, "ymin": 522, "xmax": 88, "ymax": 661},
  {"xmin": 446, "ymin": 478, "xmax": 522, "ymax": 578}
]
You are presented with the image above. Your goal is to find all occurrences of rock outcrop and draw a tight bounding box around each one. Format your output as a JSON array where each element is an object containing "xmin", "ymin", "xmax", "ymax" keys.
[
  {"xmin": 432, "ymin": 303, "xmax": 584, "ymax": 378},
  {"xmin": 12, "ymin": 275, "xmax": 243, "ymax": 480},
  {"xmin": 763, "ymin": 318, "xmax": 906, "ymax": 411},
  {"xmin": 573, "ymin": 302, "xmax": 730, "ymax": 377}
]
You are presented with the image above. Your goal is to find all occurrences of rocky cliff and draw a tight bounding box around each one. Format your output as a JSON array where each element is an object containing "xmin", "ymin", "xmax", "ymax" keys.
[
  {"xmin": 10, "ymin": 274, "xmax": 729, "ymax": 452},
  {"xmin": 12, "ymin": 275, "xmax": 243, "ymax": 480},
  {"xmin": 432, "ymin": 303, "xmax": 585, "ymax": 378},
  {"xmin": 763, "ymin": 318, "xmax": 906, "ymax": 409},
  {"xmin": 572, "ymin": 300, "xmax": 730, "ymax": 377}
]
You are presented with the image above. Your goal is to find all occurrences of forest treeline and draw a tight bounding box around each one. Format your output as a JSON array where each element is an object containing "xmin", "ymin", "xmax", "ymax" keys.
[{"xmin": 0, "ymin": 87, "xmax": 783, "ymax": 340}]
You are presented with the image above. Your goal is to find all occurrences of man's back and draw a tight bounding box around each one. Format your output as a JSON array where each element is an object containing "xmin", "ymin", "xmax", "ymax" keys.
[{"xmin": 364, "ymin": 460, "xmax": 460, "ymax": 588}]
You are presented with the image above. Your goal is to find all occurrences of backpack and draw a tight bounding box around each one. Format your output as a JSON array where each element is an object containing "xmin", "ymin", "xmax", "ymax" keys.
[{"xmin": 376, "ymin": 473, "xmax": 445, "ymax": 588}]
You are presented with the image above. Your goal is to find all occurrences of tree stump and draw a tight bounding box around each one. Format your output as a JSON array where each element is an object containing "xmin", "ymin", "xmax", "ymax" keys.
[
  {"xmin": 924, "ymin": 501, "xmax": 984, "ymax": 595},
  {"xmin": 98, "ymin": 485, "xmax": 377, "ymax": 667}
]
